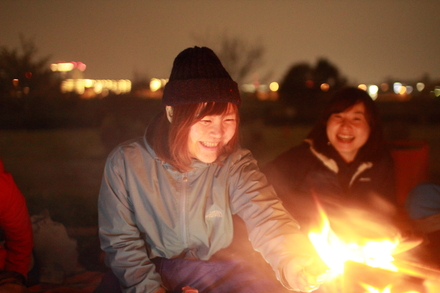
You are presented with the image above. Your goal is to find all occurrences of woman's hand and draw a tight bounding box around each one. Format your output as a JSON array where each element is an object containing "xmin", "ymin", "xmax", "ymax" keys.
[{"xmin": 283, "ymin": 255, "xmax": 329, "ymax": 292}]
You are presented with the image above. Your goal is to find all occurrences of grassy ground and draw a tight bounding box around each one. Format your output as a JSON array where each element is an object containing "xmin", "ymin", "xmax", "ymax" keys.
[
  {"xmin": 1, "ymin": 123, "xmax": 440, "ymax": 228},
  {"xmin": 0, "ymin": 128, "xmax": 106, "ymax": 227}
]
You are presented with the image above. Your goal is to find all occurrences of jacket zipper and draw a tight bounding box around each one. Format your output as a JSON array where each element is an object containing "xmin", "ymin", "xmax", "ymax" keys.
[{"xmin": 180, "ymin": 173, "xmax": 189, "ymax": 248}]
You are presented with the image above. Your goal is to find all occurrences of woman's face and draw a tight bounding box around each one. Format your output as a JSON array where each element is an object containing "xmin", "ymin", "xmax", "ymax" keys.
[
  {"xmin": 326, "ymin": 102, "xmax": 371, "ymax": 163},
  {"xmin": 187, "ymin": 106, "xmax": 237, "ymax": 163}
]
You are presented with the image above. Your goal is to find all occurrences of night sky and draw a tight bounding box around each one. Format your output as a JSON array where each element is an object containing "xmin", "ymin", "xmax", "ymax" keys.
[{"xmin": 1, "ymin": 0, "xmax": 439, "ymax": 85}]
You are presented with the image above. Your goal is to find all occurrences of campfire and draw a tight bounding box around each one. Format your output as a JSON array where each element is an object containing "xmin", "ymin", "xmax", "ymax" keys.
[{"xmin": 306, "ymin": 198, "xmax": 440, "ymax": 293}]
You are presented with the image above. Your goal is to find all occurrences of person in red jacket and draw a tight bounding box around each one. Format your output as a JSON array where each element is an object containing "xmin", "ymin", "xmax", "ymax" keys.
[{"xmin": 0, "ymin": 158, "xmax": 33, "ymax": 292}]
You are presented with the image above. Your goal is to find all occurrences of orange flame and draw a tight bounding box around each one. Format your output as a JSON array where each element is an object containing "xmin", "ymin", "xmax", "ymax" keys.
[
  {"xmin": 307, "ymin": 199, "xmax": 399, "ymax": 279},
  {"xmin": 361, "ymin": 283, "xmax": 420, "ymax": 293},
  {"xmin": 361, "ymin": 283, "xmax": 392, "ymax": 293}
]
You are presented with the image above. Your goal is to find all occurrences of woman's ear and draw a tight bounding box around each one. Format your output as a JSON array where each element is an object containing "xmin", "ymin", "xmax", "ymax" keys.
[{"xmin": 165, "ymin": 106, "xmax": 173, "ymax": 123}]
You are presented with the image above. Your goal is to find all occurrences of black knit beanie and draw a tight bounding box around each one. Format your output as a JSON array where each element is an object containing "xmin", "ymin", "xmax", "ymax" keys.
[{"xmin": 162, "ymin": 46, "xmax": 241, "ymax": 106}]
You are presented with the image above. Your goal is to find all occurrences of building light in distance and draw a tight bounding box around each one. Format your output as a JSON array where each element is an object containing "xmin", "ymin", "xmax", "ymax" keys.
[
  {"xmin": 358, "ymin": 84, "xmax": 367, "ymax": 91},
  {"xmin": 269, "ymin": 82, "xmax": 279, "ymax": 92},
  {"xmin": 320, "ymin": 83, "xmax": 330, "ymax": 92},
  {"xmin": 51, "ymin": 62, "xmax": 87, "ymax": 72},
  {"xmin": 367, "ymin": 85, "xmax": 379, "ymax": 100},
  {"xmin": 150, "ymin": 78, "xmax": 162, "ymax": 92}
]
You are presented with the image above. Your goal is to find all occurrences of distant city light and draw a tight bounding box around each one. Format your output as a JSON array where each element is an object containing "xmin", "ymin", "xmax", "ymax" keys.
[
  {"xmin": 75, "ymin": 62, "xmax": 87, "ymax": 71},
  {"xmin": 61, "ymin": 79, "xmax": 131, "ymax": 96},
  {"xmin": 259, "ymin": 84, "xmax": 268, "ymax": 92},
  {"xmin": 393, "ymin": 82, "xmax": 403, "ymax": 94},
  {"xmin": 392, "ymin": 82, "xmax": 413, "ymax": 95},
  {"xmin": 358, "ymin": 84, "xmax": 367, "ymax": 91},
  {"xmin": 269, "ymin": 82, "xmax": 279, "ymax": 92},
  {"xmin": 62, "ymin": 79, "xmax": 74, "ymax": 92},
  {"xmin": 94, "ymin": 81, "xmax": 103, "ymax": 94},
  {"xmin": 435, "ymin": 87, "xmax": 440, "ymax": 97},
  {"xmin": 320, "ymin": 83, "xmax": 330, "ymax": 92},
  {"xmin": 367, "ymin": 85, "xmax": 379, "ymax": 100},
  {"xmin": 47, "ymin": 60, "xmax": 438, "ymax": 101},
  {"xmin": 51, "ymin": 62, "xmax": 73, "ymax": 72},
  {"xmin": 380, "ymin": 83, "xmax": 389, "ymax": 92},
  {"xmin": 51, "ymin": 62, "xmax": 87, "ymax": 72},
  {"xmin": 150, "ymin": 78, "xmax": 162, "ymax": 92},
  {"xmin": 241, "ymin": 83, "xmax": 256, "ymax": 93},
  {"xmin": 84, "ymin": 79, "xmax": 94, "ymax": 88}
]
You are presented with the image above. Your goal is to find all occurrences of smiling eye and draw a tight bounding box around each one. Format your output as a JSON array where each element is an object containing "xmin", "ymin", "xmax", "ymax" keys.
[{"xmin": 352, "ymin": 115, "xmax": 365, "ymax": 122}]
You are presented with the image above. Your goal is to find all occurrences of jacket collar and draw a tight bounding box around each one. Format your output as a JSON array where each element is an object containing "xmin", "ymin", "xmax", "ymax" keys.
[
  {"xmin": 143, "ymin": 127, "xmax": 215, "ymax": 173},
  {"xmin": 305, "ymin": 139, "xmax": 373, "ymax": 186},
  {"xmin": 305, "ymin": 139, "xmax": 339, "ymax": 173}
]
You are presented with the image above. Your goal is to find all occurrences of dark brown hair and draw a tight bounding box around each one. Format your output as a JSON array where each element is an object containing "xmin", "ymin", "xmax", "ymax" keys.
[
  {"xmin": 307, "ymin": 86, "xmax": 387, "ymax": 162},
  {"xmin": 146, "ymin": 102, "xmax": 240, "ymax": 172}
]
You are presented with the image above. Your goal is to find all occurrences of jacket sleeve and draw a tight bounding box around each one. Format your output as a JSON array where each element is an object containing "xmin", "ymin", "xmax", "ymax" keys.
[
  {"xmin": 98, "ymin": 149, "xmax": 163, "ymax": 293},
  {"xmin": 228, "ymin": 151, "xmax": 319, "ymax": 289},
  {"xmin": 0, "ymin": 163, "xmax": 33, "ymax": 279},
  {"xmin": 262, "ymin": 143, "xmax": 311, "ymax": 200}
]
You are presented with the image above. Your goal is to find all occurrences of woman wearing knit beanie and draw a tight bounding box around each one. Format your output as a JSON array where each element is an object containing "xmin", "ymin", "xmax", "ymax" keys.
[{"xmin": 95, "ymin": 47, "xmax": 327, "ymax": 293}]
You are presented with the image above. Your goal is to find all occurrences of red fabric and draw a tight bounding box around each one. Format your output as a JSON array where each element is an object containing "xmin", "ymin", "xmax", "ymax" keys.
[{"xmin": 0, "ymin": 158, "xmax": 34, "ymax": 278}]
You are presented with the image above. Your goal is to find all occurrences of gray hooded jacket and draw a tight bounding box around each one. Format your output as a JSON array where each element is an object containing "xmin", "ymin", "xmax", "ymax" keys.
[{"xmin": 98, "ymin": 135, "xmax": 311, "ymax": 292}]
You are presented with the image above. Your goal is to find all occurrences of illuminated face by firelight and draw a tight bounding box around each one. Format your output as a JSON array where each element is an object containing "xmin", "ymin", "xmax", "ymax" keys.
[
  {"xmin": 326, "ymin": 102, "xmax": 371, "ymax": 163},
  {"xmin": 186, "ymin": 105, "xmax": 237, "ymax": 163}
]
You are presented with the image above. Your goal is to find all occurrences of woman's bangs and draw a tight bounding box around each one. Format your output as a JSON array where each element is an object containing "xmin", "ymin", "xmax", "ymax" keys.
[
  {"xmin": 196, "ymin": 102, "xmax": 236, "ymax": 119},
  {"xmin": 329, "ymin": 98, "xmax": 356, "ymax": 115}
]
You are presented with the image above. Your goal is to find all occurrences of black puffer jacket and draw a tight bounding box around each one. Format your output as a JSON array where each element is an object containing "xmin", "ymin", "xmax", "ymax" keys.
[{"xmin": 263, "ymin": 140, "xmax": 396, "ymax": 229}]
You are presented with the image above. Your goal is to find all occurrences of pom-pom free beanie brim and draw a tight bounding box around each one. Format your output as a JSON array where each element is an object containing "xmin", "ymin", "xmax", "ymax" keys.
[{"xmin": 162, "ymin": 46, "xmax": 241, "ymax": 106}]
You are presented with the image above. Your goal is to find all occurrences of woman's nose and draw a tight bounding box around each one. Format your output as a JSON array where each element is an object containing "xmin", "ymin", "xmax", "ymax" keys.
[
  {"xmin": 340, "ymin": 118, "xmax": 351, "ymax": 128},
  {"xmin": 210, "ymin": 122, "xmax": 223, "ymax": 137}
]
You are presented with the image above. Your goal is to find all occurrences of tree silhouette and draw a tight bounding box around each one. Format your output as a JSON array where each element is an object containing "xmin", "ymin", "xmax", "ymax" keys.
[
  {"xmin": 278, "ymin": 62, "xmax": 313, "ymax": 105},
  {"xmin": 277, "ymin": 58, "xmax": 346, "ymax": 122},
  {"xmin": 313, "ymin": 58, "xmax": 345, "ymax": 89},
  {"xmin": 0, "ymin": 35, "xmax": 66, "ymax": 129},
  {"xmin": 279, "ymin": 58, "xmax": 346, "ymax": 103},
  {"xmin": 0, "ymin": 35, "xmax": 58, "ymax": 99},
  {"xmin": 192, "ymin": 30, "xmax": 270, "ymax": 86}
]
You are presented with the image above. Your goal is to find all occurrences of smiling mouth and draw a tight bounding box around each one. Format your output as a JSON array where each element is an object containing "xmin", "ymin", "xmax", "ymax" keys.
[
  {"xmin": 337, "ymin": 134, "xmax": 354, "ymax": 142},
  {"xmin": 200, "ymin": 141, "xmax": 219, "ymax": 148}
]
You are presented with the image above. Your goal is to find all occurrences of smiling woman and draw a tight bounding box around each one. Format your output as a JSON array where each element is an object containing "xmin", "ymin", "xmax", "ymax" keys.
[
  {"xmin": 183, "ymin": 103, "xmax": 238, "ymax": 164},
  {"xmin": 263, "ymin": 86, "xmax": 397, "ymax": 230},
  {"xmin": 158, "ymin": 102, "xmax": 240, "ymax": 172},
  {"xmin": 326, "ymin": 102, "xmax": 371, "ymax": 163},
  {"xmin": 95, "ymin": 46, "xmax": 328, "ymax": 293}
]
